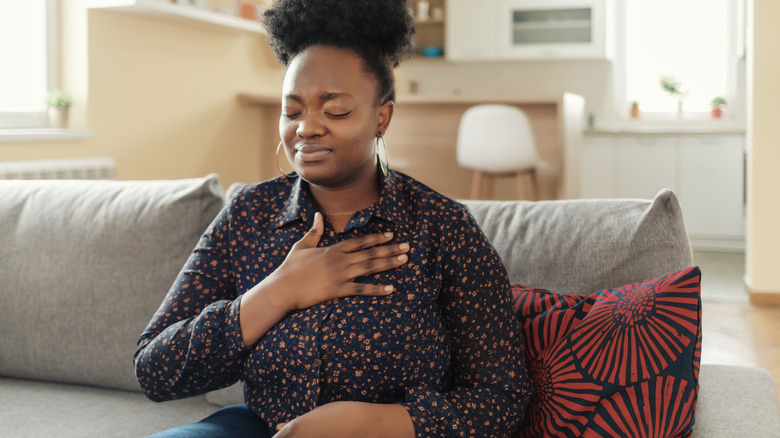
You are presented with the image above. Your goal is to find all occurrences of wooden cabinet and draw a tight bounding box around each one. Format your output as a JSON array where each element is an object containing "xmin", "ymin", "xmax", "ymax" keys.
[
  {"xmin": 580, "ymin": 134, "xmax": 745, "ymax": 250},
  {"xmin": 408, "ymin": 0, "xmax": 447, "ymax": 59}
]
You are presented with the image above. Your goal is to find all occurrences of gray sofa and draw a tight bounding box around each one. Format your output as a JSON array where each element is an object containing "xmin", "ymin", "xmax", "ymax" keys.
[{"xmin": 1, "ymin": 174, "xmax": 778, "ymax": 437}]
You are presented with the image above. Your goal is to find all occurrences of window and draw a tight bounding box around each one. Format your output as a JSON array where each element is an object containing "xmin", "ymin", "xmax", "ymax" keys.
[
  {"xmin": 620, "ymin": 0, "xmax": 741, "ymax": 119},
  {"xmin": 0, "ymin": 0, "xmax": 57, "ymax": 129}
]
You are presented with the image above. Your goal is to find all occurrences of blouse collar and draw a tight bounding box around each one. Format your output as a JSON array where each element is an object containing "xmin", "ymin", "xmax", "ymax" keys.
[{"xmin": 273, "ymin": 169, "xmax": 412, "ymax": 232}]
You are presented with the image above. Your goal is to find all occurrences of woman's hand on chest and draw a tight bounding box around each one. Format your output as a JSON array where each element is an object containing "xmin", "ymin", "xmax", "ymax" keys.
[
  {"xmin": 271, "ymin": 212, "xmax": 411, "ymax": 311},
  {"xmin": 239, "ymin": 213, "xmax": 410, "ymax": 347}
]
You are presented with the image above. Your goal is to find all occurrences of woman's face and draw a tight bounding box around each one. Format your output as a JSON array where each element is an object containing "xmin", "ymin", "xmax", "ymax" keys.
[{"xmin": 280, "ymin": 45, "xmax": 393, "ymax": 189}]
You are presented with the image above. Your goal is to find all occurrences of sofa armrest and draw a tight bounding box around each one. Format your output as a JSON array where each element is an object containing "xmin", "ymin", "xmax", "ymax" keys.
[{"xmin": 693, "ymin": 364, "xmax": 780, "ymax": 437}]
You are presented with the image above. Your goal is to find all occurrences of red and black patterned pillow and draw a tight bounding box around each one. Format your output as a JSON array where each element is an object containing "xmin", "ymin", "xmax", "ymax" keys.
[{"xmin": 512, "ymin": 266, "xmax": 702, "ymax": 438}]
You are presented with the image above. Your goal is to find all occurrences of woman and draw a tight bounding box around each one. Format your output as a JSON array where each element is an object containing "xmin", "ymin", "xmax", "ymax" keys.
[{"xmin": 135, "ymin": 1, "xmax": 532, "ymax": 436}]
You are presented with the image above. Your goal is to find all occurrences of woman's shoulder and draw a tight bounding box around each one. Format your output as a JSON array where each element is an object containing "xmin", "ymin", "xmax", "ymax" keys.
[
  {"xmin": 225, "ymin": 176, "xmax": 296, "ymax": 214},
  {"xmin": 390, "ymin": 170, "xmax": 472, "ymax": 222}
]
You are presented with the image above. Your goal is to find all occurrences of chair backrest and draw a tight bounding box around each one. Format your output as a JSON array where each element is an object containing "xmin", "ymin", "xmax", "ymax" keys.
[{"xmin": 456, "ymin": 104, "xmax": 539, "ymax": 173}]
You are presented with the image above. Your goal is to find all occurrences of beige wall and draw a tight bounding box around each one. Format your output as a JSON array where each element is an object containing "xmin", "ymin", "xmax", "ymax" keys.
[
  {"xmin": 746, "ymin": 0, "xmax": 780, "ymax": 296},
  {"xmin": 0, "ymin": 2, "xmax": 285, "ymax": 189},
  {"xmin": 397, "ymin": 60, "xmax": 614, "ymax": 123}
]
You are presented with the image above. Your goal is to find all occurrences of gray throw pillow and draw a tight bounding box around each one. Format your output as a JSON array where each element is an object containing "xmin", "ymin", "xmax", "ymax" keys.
[
  {"xmin": 0, "ymin": 175, "xmax": 225, "ymax": 392},
  {"xmin": 462, "ymin": 189, "xmax": 693, "ymax": 293}
]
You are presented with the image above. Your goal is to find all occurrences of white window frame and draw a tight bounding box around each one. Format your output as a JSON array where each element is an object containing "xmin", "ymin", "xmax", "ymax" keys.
[
  {"xmin": 0, "ymin": 0, "xmax": 58, "ymax": 130},
  {"xmin": 611, "ymin": 0, "xmax": 745, "ymax": 125}
]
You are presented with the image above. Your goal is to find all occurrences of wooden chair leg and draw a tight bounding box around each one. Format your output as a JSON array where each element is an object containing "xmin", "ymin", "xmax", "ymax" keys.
[
  {"xmin": 470, "ymin": 171, "xmax": 483, "ymax": 199},
  {"xmin": 516, "ymin": 171, "xmax": 528, "ymax": 200},
  {"xmin": 485, "ymin": 174, "xmax": 495, "ymax": 200},
  {"xmin": 530, "ymin": 168, "xmax": 540, "ymax": 201}
]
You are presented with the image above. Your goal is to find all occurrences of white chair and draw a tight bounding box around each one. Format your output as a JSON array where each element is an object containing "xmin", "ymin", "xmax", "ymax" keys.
[{"xmin": 457, "ymin": 104, "xmax": 543, "ymax": 200}]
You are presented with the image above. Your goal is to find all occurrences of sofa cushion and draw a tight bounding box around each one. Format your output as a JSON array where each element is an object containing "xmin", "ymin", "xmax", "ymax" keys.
[
  {"xmin": 512, "ymin": 267, "xmax": 702, "ymax": 438},
  {"xmin": 0, "ymin": 175, "xmax": 225, "ymax": 392},
  {"xmin": 692, "ymin": 365, "xmax": 780, "ymax": 437},
  {"xmin": 0, "ymin": 377, "xmax": 217, "ymax": 437},
  {"xmin": 461, "ymin": 189, "xmax": 693, "ymax": 293}
]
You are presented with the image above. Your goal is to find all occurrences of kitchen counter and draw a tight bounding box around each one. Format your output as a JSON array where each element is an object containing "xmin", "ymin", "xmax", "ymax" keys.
[
  {"xmin": 586, "ymin": 125, "xmax": 746, "ymax": 136},
  {"xmin": 239, "ymin": 92, "xmax": 586, "ymax": 200}
]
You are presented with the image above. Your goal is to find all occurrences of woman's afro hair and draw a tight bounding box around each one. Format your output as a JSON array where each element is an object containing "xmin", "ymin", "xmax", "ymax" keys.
[{"xmin": 263, "ymin": 0, "xmax": 415, "ymax": 103}]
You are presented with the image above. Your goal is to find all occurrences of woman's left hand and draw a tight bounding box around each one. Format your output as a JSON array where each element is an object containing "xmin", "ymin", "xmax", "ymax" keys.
[{"xmin": 274, "ymin": 401, "xmax": 415, "ymax": 438}]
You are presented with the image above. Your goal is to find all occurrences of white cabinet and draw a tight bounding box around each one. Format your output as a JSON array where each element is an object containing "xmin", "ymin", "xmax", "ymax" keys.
[
  {"xmin": 580, "ymin": 136, "xmax": 615, "ymax": 198},
  {"xmin": 615, "ymin": 136, "xmax": 678, "ymax": 199},
  {"xmin": 447, "ymin": 0, "xmax": 613, "ymax": 61},
  {"xmin": 580, "ymin": 134, "xmax": 745, "ymax": 250},
  {"xmin": 498, "ymin": 0, "xmax": 614, "ymax": 60},
  {"xmin": 446, "ymin": 0, "xmax": 499, "ymax": 60},
  {"xmin": 677, "ymin": 136, "xmax": 745, "ymax": 238}
]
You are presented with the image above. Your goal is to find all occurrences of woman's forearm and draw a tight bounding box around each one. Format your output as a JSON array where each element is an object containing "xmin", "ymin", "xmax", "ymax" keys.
[
  {"xmin": 368, "ymin": 403, "xmax": 416, "ymax": 438},
  {"xmin": 238, "ymin": 276, "xmax": 290, "ymax": 347},
  {"xmin": 275, "ymin": 401, "xmax": 416, "ymax": 438}
]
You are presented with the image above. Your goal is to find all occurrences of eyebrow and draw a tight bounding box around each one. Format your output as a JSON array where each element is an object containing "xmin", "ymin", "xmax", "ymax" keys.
[{"xmin": 284, "ymin": 92, "xmax": 353, "ymax": 103}]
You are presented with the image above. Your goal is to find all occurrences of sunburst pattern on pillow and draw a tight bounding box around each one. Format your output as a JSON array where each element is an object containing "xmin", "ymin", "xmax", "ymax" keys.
[{"xmin": 512, "ymin": 267, "xmax": 702, "ymax": 438}]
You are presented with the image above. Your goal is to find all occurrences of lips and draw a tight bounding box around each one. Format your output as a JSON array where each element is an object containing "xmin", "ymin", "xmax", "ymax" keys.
[{"xmin": 295, "ymin": 144, "xmax": 333, "ymax": 162}]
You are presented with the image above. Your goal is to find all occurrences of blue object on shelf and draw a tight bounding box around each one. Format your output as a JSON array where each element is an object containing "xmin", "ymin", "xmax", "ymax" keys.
[{"xmin": 420, "ymin": 46, "xmax": 444, "ymax": 57}]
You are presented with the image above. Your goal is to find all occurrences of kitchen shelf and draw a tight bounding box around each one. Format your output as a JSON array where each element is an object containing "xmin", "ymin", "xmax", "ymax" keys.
[
  {"xmin": 414, "ymin": 18, "xmax": 445, "ymax": 25},
  {"xmin": 513, "ymin": 20, "xmax": 591, "ymax": 30},
  {"xmin": 87, "ymin": 0, "xmax": 267, "ymax": 34}
]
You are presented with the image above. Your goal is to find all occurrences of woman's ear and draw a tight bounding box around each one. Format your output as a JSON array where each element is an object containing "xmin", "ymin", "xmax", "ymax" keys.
[{"xmin": 377, "ymin": 100, "xmax": 395, "ymax": 135}]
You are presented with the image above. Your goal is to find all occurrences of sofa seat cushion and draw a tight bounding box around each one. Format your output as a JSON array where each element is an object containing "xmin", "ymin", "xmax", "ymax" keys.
[
  {"xmin": 692, "ymin": 365, "xmax": 780, "ymax": 437},
  {"xmin": 0, "ymin": 377, "xmax": 218, "ymax": 437},
  {"xmin": 512, "ymin": 267, "xmax": 702, "ymax": 438}
]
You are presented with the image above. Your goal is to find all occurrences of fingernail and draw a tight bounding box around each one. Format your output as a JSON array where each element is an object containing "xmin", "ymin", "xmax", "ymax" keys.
[
  {"xmin": 397, "ymin": 254, "xmax": 407, "ymax": 261},
  {"xmin": 384, "ymin": 285, "xmax": 394, "ymax": 293},
  {"xmin": 384, "ymin": 232, "xmax": 393, "ymax": 238},
  {"xmin": 399, "ymin": 243, "xmax": 409, "ymax": 250}
]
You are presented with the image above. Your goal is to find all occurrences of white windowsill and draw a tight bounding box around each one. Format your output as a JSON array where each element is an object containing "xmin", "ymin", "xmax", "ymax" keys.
[{"xmin": 0, "ymin": 129, "xmax": 93, "ymax": 143}]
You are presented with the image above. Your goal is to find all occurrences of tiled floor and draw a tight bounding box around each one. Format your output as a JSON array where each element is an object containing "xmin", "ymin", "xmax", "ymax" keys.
[{"xmin": 693, "ymin": 251, "xmax": 748, "ymax": 302}]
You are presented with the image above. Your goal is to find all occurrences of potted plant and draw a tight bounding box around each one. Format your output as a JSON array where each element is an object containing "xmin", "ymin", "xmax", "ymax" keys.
[
  {"xmin": 630, "ymin": 101, "xmax": 640, "ymax": 119},
  {"xmin": 710, "ymin": 96, "xmax": 727, "ymax": 119},
  {"xmin": 660, "ymin": 75, "xmax": 687, "ymax": 115},
  {"xmin": 47, "ymin": 89, "xmax": 73, "ymax": 129}
]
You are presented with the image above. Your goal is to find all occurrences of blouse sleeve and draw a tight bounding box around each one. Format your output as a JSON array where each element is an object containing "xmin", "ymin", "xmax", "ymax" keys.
[
  {"xmin": 400, "ymin": 207, "xmax": 533, "ymax": 437},
  {"xmin": 133, "ymin": 198, "xmax": 251, "ymax": 402}
]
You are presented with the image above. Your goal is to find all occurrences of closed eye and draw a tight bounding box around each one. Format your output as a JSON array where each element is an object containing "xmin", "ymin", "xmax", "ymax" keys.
[{"xmin": 327, "ymin": 111, "xmax": 351, "ymax": 119}]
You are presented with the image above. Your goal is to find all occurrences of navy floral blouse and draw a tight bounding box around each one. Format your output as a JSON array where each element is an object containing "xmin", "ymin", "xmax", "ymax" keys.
[{"xmin": 134, "ymin": 170, "xmax": 532, "ymax": 437}]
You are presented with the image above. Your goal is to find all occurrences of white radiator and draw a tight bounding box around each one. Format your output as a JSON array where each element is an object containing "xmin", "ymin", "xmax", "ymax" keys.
[{"xmin": 0, "ymin": 157, "xmax": 116, "ymax": 180}]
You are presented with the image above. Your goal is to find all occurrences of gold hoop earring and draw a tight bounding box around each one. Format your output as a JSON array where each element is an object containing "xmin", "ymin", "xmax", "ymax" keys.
[
  {"xmin": 376, "ymin": 133, "xmax": 389, "ymax": 177},
  {"xmin": 276, "ymin": 141, "xmax": 295, "ymax": 178}
]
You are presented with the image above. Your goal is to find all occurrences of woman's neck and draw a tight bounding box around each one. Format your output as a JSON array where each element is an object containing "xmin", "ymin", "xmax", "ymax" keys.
[{"xmin": 308, "ymin": 174, "xmax": 381, "ymax": 220}]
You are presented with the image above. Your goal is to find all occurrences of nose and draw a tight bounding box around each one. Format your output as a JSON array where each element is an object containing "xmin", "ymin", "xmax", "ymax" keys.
[{"xmin": 296, "ymin": 113, "xmax": 327, "ymax": 138}]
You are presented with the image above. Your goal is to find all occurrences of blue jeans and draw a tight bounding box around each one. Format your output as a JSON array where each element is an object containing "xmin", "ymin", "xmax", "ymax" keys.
[{"xmin": 146, "ymin": 404, "xmax": 274, "ymax": 438}]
